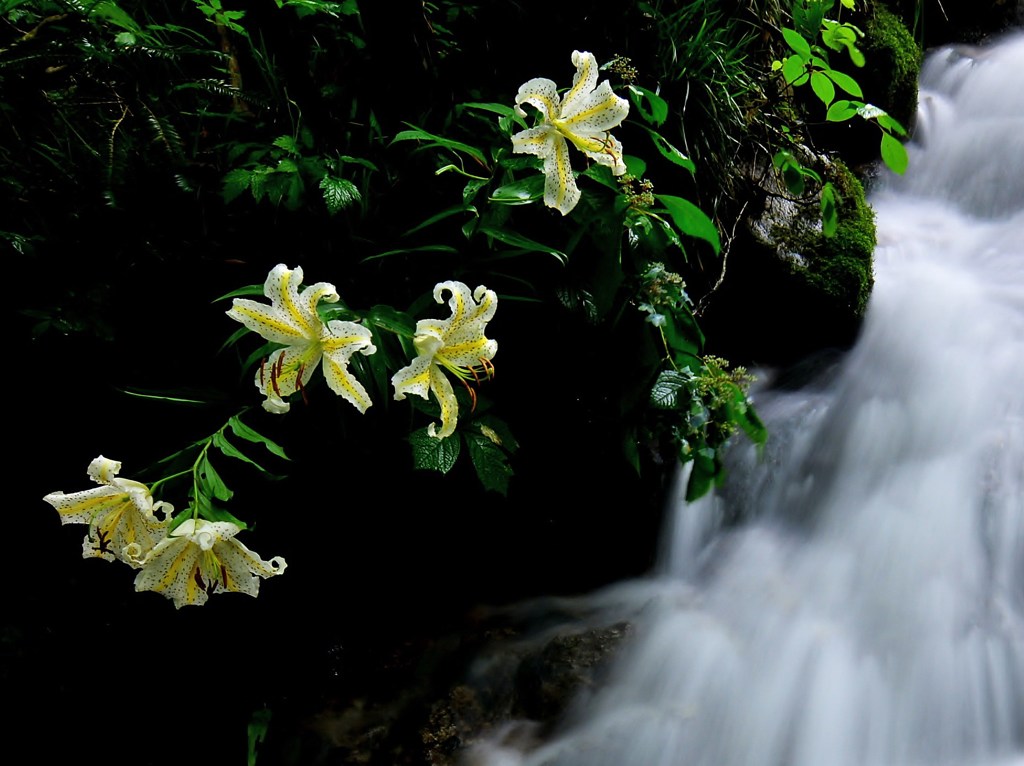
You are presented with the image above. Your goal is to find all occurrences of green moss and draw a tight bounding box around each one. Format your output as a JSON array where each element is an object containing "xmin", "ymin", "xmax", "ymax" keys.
[
  {"xmin": 775, "ymin": 159, "xmax": 876, "ymax": 322},
  {"xmin": 863, "ymin": 3, "xmax": 923, "ymax": 130},
  {"xmin": 810, "ymin": 161, "xmax": 876, "ymax": 315}
]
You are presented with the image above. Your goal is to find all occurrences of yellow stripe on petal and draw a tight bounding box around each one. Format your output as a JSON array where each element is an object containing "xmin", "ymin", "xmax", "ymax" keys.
[
  {"xmin": 427, "ymin": 364, "xmax": 459, "ymax": 439},
  {"xmin": 227, "ymin": 300, "xmax": 308, "ymax": 345},
  {"xmin": 277, "ymin": 268, "xmax": 315, "ymax": 335},
  {"xmin": 560, "ymin": 51, "xmax": 599, "ymax": 116},
  {"xmin": 323, "ymin": 355, "xmax": 373, "ymax": 413},
  {"xmin": 543, "ymin": 136, "xmax": 580, "ymax": 216}
]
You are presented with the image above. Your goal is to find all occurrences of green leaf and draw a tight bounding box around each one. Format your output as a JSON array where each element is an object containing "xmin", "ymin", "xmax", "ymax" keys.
[
  {"xmin": 656, "ymin": 195, "xmax": 721, "ymax": 254},
  {"xmin": 810, "ymin": 71, "xmax": 836, "ymax": 106},
  {"xmin": 402, "ymin": 204, "xmax": 473, "ymax": 237},
  {"xmin": 728, "ymin": 389, "xmax": 768, "ymax": 446},
  {"xmin": 489, "ymin": 175, "xmax": 545, "ymax": 205},
  {"xmin": 391, "ymin": 126, "xmax": 487, "ymax": 166},
  {"xmin": 627, "ymin": 84, "xmax": 669, "ymax": 127},
  {"xmin": 319, "ymin": 175, "xmax": 360, "ymax": 215},
  {"xmin": 212, "ymin": 431, "xmax": 263, "ymax": 470},
  {"xmin": 222, "ymin": 168, "xmax": 252, "ymax": 203},
  {"xmin": 782, "ymin": 27, "xmax": 812, "ymax": 59},
  {"xmin": 782, "ymin": 55, "xmax": 808, "ymax": 86},
  {"xmin": 365, "ymin": 304, "xmax": 415, "ymax": 337},
  {"xmin": 685, "ymin": 457, "xmax": 719, "ymax": 501},
  {"xmin": 457, "ymin": 102, "xmax": 525, "ymax": 128},
  {"xmin": 880, "ymin": 132, "xmax": 909, "ymax": 175},
  {"xmin": 272, "ymin": 135, "xmax": 300, "ymax": 155},
  {"xmin": 197, "ymin": 455, "xmax": 233, "ymax": 502},
  {"xmin": 477, "ymin": 225, "xmax": 568, "ymax": 264},
  {"xmin": 93, "ymin": 1, "xmax": 144, "ymax": 33},
  {"xmin": 637, "ymin": 125, "xmax": 695, "ymax": 172},
  {"xmin": 121, "ymin": 389, "xmax": 209, "ymax": 405},
  {"xmin": 362, "ymin": 244, "xmax": 460, "ymax": 262},
  {"xmin": 651, "ymin": 369, "xmax": 692, "ymax": 409},
  {"xmin": 875, "ymin": 113, "xmax": 908, "ymax": 137},
  {"xmin": 826, "ymin": 99, "xmax": 859, "ymax": 122},
  {"xmin": 228, "ymin": 415, "xmax": 289, "ymax": 460},
  {"xmin": 464, "ymin": 433, "xmax": 513, "ymax": 496},
  {"xmin": 824, "ymin": 69, "xmax": 863, "ymax": 98},
  {"xmin": 409, "ymin": 428, "xmax": 461, "ymax": 474},
  {"xmin": 820, "ymin": 181, "xmax": 839, "ymax": 237}
]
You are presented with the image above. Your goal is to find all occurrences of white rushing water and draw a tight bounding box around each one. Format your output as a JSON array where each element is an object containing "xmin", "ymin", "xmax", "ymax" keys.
[{"xmin": 473, "ymin": 30, "xmax": 1024, "ymax": 766}]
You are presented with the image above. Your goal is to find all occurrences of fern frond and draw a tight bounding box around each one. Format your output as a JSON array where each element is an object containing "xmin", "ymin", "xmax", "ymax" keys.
[{"xmin": 143, "ymin": 104, "xmax": 185, "ymax": 161}]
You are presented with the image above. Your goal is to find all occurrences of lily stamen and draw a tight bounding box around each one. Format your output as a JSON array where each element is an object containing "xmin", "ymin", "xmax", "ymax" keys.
[
  {"xmin": 269, "ymin": 356, "xmax": 282, "ymax": 398},
  {"xmin": 479, "ymin": 356, "xmax": 495, "ymax": 380},
  {"xmin": 459, "ymin": 376, "xmax": 479, "ymax": 413},
  {"xmin": 296, "ymin": 362, "xmax": 309, "ymax": 405}
]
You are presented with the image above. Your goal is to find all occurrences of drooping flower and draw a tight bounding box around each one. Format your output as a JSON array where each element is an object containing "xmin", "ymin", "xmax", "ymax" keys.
[
  {"xmin": 43, "ymin": 456, "xmax": 172, "ymax": 567},
  {"xmin": 392, "ymin": 281, "xmax": 498, "ymax": 439},
  {"xmin": 511, "ymin": 50, "xmax": 630, "ymax": 215},
  {"xmin": 226, "ymin": 264, "xmax": 376, "ymax": 414},
  {"xmin": 132, "ymin": 518, "xmax": 287, "ymax": 608}
]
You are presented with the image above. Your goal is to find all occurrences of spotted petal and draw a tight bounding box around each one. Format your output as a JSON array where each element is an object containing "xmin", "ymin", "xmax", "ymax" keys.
[
  {"xmin": 543, "ymin": 134, "xmax": 580, "ymax": 215},
  {"xmin": 426, "ymin": 363, "xmax": 458, "ymax": 439},
  {"xmin": 559, "ymin": 79, "xmax": 630, "ymax": 134},
  {"xmin": 255, "ymin": 345, "xmax": 323, "ymax": 408},
  {"xmin": 559, "ymin": 50, "xmax": 600, "ymax": 118},
  {"xmin": 227, "ymin": 264, "xmax": 340, "ymax": 346},
  {"xmin": 435, "ymin": 284, "xmax": 498, "ymax": 367},
  {"xmin": 391, "ymin": 339, "xmax": 437, "ymax": 402},
  {"xmin": 321, "ymin": 320, "xmax": 376, "ymax": 413},
  {"xmin": 514, "ymin": 77, "xmax": 560, "ymax": 120},
  {"xmin": 134, "ymin": 519, "xmax": 285, "ymax": 609},
  {"xmin": 43, "ymin": 456, "xmax": 171, "ymax": 567}
]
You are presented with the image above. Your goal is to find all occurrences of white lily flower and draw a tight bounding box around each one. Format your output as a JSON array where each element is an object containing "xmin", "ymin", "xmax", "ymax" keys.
[
  {"xmin": 227, "ymin": 264, "xmax": 376, "ymax": 414},
  {"xmin": 512, "ymin": 50, "xmax": 630, "ymax": 215},
  {"xmin": 391, "ymin": 281, "xmax": 497, "ymax": 439},
  {"xmin": 133, "ymin": 519, "xmax": 286, "ymax": 608},
  {"xmin": 42, "ymin": 456, "xmax": 172, "ymax": 567}
]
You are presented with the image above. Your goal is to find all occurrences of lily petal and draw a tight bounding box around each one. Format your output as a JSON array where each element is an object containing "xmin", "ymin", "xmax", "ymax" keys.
[
  {"xmin": 256, "ymin": 345, "xmax": 322, "ymax": 401},
  {"xmin": 559, "ymin": 79, "xmax": 631, "ymax": 133},
  {"xmin": 321, "ymin": 320, "xmax": 376, "ymax": 413},
  {"xmin": 514, "ymin": 77, "xmax": 560, "ymax": 120},
  {"xmin": 427, "ymin": 363, "xmax": 459, "ymax": 439},
  {"xmin": 544, "ymin": 134, "xmax": 580, "ymax": 216},
  {"xmin": 227, "ymin": 297, "xmax": 310, "ymax": 346},
  {"xmin": 392, "ymin": 352, "xmax": 433, "ymax": 402},
  {"xmin": 133, "ymin": 534, "xmax": 205, "ymax": 608},
  {"xmin": 511, "ymin": 124, "xmax": 558, "ymax": 160},
  {"xmin": 559, "ymin": 50, "xmax": 600, "ymax": 118},
  {"xmin": 134, "ymin": 520, "xmax": 285, "ymax": 608}
]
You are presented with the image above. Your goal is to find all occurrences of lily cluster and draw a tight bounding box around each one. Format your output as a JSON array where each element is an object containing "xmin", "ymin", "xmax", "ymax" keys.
[
  {"xmin": 227, "ymin": 264, "xmax": 499, "ymax": 440},
  {"xmin": 43, "ymin": 456, "xmax": 287, "ymax": 608},
  {"xmin": 512, "ymin": 50, "xmax": 630, "ymax": 215}
]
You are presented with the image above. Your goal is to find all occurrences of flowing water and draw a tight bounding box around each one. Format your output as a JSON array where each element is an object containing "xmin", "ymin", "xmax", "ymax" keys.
[{"xmin": 472, "ymin": 30, "xmax": 1024, "ymax": 766}]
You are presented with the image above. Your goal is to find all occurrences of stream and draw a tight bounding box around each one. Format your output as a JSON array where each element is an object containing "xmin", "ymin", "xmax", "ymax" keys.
[{"xmin": 472, "ymin": 29, "xmax": 1024, "ymax": 766}]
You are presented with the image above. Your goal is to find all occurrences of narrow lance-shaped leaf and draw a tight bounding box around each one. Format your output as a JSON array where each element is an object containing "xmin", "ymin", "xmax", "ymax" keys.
[
  {"xmin": 656, "ymin": 195, "xmax": 721, "ymax": 254},
  {"xmin": 228, "ymin": 415, "xmax": 290, "ymax": 460},
  {"xmin": 212, "ymin": 431, "xmax": 264, "ymax": 470}
]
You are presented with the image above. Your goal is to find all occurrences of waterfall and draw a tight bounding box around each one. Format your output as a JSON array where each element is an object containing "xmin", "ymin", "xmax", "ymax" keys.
[{"xmin": 471, "ymin": 30, "xmax": 1024, "ymax": 766}]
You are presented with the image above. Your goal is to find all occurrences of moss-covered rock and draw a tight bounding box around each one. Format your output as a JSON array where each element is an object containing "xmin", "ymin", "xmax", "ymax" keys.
[
  {"xmin": 784, "ymin": 159, "xmax": 877, "ymax": 319},
  {"xmin": 700, "ymin": 156, "xmax": 876, "ymax": 367},
  {"xmin": 862, "ymin": 3, "xmax": 923, "ymax": 131}
]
